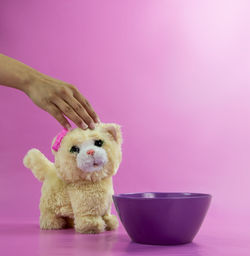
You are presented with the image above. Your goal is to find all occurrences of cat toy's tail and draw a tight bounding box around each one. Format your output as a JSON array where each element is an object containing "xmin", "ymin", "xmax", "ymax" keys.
[{"xmin": 23, "ymin": 149, "xmax": 54, "ymax": 182}]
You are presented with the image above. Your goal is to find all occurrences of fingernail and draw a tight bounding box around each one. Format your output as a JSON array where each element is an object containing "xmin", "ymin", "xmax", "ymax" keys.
[
  {"xmin": 81, "ymin": 122, "xmax": 88, "ymax": 130},
  {"xmin": 96, "ymin": 117, "xmax": 101, "ymax": 123},
  {"xmin": 65, "ymin": 124, "xmax": 71, "ymax": 130},
  {"xmin": 89, "ymin": 122, "xmax": 95, "ymax": 130}
]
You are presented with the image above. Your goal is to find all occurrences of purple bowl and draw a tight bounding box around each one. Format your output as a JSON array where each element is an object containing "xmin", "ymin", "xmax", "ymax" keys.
[{"xmin": 113, "ymin": 192, "xmax": 212, "ymax": 245}]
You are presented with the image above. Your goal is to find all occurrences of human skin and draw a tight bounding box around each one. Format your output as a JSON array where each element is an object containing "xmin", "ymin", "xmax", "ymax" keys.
[{"xmin": 0, "ymin": 54, "xmax": 99, "ymax": 130}]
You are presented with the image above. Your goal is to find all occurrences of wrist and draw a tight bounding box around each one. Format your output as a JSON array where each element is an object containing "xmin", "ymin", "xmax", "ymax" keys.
[{"xmin": 20, "ymin": 68, "xmax": 40, "ymax": 95}]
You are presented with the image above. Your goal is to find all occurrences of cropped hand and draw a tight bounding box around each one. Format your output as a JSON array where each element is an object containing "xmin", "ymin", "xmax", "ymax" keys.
[{"xmin": 25, "ymin": 74, "xmax": 99, "ymax": 130}]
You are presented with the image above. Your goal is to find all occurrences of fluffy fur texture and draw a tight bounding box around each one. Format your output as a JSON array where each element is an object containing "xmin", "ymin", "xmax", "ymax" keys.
[{"xmin": 23, "ymin": 123, "xmax": 122, "ymax": 234}]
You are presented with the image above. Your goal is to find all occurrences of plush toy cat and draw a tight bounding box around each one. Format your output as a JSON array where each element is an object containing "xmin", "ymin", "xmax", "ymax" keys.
[{"xmin": 23, "ymin": 123, "xmax": 122, "ymax": 234}]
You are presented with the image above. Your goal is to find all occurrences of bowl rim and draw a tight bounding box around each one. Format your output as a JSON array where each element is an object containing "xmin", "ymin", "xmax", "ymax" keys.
[{"xmin": 113, "ymin": 192, "xmax": 212, "ymax": 199}]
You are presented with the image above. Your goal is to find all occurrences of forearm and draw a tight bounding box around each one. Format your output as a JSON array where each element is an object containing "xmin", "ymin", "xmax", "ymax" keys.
[{"xmin": 0, "ymin": 54, "xmax": 38, "ymax": 93}]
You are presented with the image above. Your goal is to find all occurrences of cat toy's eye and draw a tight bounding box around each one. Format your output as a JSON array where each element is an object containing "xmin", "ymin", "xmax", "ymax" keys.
[
  {"xmin": 94, "ymin": 139, "xmax": 104, "ymax": 147},
  {"xmin": 70, "ymin": 146, "xmax": 80, "ymax": 153}
]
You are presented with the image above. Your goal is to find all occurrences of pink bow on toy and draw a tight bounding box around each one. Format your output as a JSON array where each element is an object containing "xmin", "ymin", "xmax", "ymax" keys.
[{"xmin": 52, "ymin": 128, "xmax": 69, "ymax": 152}]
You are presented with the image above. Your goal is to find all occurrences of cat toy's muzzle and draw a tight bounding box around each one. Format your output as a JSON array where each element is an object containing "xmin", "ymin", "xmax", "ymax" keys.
[{"xmin": 76, "ymin": 142, "xmax": 108, "ymax": 172}]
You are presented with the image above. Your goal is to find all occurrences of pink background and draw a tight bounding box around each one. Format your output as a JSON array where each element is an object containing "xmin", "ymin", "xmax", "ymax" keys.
[{"xmin": 0, "ymin": 1, "xmax": 250, "ymax": 255}]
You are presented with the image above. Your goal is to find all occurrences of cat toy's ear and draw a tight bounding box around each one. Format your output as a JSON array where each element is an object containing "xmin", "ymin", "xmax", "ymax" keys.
[{"xmin": 104, "ymin": 124, "xmax": 122, "ymax": 144}]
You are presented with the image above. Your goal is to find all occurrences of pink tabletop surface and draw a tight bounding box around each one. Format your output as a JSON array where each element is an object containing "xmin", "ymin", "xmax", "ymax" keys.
[{"xmin": 0, "ymin": 216, "xmax": 249, "ymax": 256}]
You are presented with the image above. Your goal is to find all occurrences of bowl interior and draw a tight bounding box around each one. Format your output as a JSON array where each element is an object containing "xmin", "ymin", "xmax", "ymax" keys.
[{"xmin": 113, "ymin": 192, "xmax": 211, "ymax": 199}]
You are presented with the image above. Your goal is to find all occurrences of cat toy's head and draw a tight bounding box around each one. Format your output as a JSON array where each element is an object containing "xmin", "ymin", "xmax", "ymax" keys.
[{"xmin": 51, "ymin": 123, "xmax": 122, "ymax": 183}]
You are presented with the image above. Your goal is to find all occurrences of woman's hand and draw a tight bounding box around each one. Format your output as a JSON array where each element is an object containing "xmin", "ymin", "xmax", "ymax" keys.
[{"xmin": 24, "ymin": 74, "xmax": 99, "ymax": 130}]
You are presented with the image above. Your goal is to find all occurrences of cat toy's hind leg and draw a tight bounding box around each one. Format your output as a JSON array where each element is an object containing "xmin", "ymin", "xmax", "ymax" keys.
[{"xmin": 40, "ymin": 209, "xmax": 66, "ymax": 230}]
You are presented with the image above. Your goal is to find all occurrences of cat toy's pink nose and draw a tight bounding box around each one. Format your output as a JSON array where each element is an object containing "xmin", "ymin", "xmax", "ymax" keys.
[{"xmin": 87, "ymin": 149, "xmax": 95, "ymax": 156}]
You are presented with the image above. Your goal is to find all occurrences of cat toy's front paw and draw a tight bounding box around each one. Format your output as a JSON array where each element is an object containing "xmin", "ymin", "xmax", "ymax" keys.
[{"xmin": 75, "ymin": 216, "xmax": 106, "ymax": 234}]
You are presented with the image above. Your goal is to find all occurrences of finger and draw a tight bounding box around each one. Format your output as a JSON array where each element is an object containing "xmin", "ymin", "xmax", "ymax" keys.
[
  {"xmin": 63, "ymin": 95, "xmax": 96, "ymax": 130},
  {"xmin": 47, "ymin": 104, "xmax": 71, "ymax": 130},
  {"xmin": 73, "ymin": 89, "xmax": 100, "ymax": 123},
  {"xmin": 52, "ymin": 97, "xmax": 88, "ymax": 130}
]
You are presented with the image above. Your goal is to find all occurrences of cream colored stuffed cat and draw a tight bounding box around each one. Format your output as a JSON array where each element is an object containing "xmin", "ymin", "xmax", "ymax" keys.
[{"xmin": 23, "ymin": 123, "xmax": 122, "ymax": 234}]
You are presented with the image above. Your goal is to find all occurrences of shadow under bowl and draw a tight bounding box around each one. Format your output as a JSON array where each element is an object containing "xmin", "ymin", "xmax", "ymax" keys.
[{"xmin": 113, "ymin": 192, "xmax": 212, "ymax": 246}]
